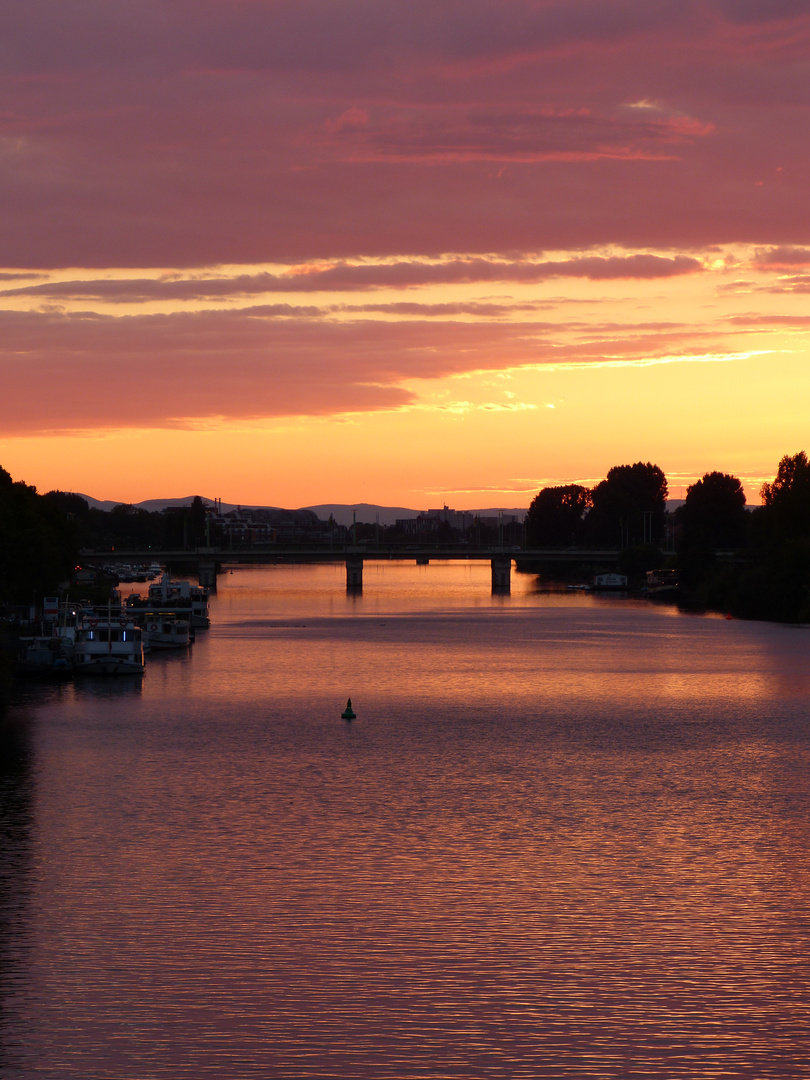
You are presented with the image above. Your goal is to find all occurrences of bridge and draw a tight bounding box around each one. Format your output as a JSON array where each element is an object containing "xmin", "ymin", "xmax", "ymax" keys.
[{"xmin": 82, "ymin": 544, "xmax": 623, "ymax": 593}]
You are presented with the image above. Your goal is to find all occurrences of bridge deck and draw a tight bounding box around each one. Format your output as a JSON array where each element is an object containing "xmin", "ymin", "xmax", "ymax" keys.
[{"xmin": 82, "ymin": 545, "xmax": 622, "ymax": 565}]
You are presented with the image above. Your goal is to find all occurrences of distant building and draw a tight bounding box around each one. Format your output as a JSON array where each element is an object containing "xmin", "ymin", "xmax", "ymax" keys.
[
  {"xmin": 216, "ymin": 506, "xmax": 332, "ymax": 545},
  {"xmin": 395, "ymin": 505, "xmax": 475, "ymax": 535},
  {"xmin": 426, "ymin": 506, "xmax": 475, "ymax": 530}
]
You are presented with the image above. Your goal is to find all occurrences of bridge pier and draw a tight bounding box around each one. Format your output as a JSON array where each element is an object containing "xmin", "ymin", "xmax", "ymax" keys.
[
  {"xmin": 491, "ymin": 555, "xmax": 511, "ymax": 593},
  {"xmin": 346, "ymin": 554, "xmax": 364, "ymax": 592},
  {"xmin": 198, "ymin": 559, "xmax": 218, "ymax": 590}
]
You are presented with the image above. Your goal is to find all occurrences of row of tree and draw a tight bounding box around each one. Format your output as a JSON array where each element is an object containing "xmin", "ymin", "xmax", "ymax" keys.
[
  {"xmin": 40, "ymin": 492, "xmax": 212, "ymax": 552},
  {"xmin": 524, "ymin": 462, "xmax": 671, "ymax": 549},
  {"xmin": 686, "ymin": 453, "xmax": 810, "ymax": 622},
  {"xmin": 525, "ymin": 454, "xmax": 810, "ymax": 553},
  {"xmin": 0, "ymin": 467, "xmax": 80, "ymax": 605},
  {"xmin": 524, "ymin": 453, "xmax": 810, "ymax": 622}
]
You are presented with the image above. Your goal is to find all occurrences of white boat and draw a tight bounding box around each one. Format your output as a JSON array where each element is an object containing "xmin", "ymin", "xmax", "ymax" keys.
[
  {"xmin": 591, "ymin": 573, "xmax": 628, "ymax": 591},
  {"xmin": 140, "ymin": 613, "xmax": 192, "ymax": 650},
  {"xmin": 73, "ymin": 615, "xmax": 145, "ymax": 675},
  {"xmin": 126, "ymin": 573, "xmax": 210, "ymax": 628}
]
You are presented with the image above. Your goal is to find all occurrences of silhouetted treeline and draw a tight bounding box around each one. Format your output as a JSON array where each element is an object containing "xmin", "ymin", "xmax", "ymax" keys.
[
  {"xmin": 41, "ymin": 492, "xmax": 212, "ymax": 551},
  {"xmin": 3, "ymin": 455, "xmax": 810, "ymax": 623},
  {"xmin": 525, "ymin": 462, "xmax": 668, "ymax": 548},
  {"xmin": 525, "ymin": 454, "xmax": 810, "ymax": 622},
  {"xmin": 680, "ymin": 453, "xmax": 810, "ymax": 622},
  {"xmin": 0, "ymin": 467, "xmax": 80, "ymax": 604}
]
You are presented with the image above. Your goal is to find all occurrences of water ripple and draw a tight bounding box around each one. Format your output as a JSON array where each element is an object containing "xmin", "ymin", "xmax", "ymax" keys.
[{"xmin": 2, "ymin": 567, "xmax": 810, "ymax": 1077}]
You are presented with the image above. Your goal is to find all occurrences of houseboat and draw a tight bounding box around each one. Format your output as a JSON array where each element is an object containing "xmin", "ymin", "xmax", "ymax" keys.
[
  {"xmin": 73, "ymin": 614, "xmax": 145, "ymax": 675},
  {"xmin": 126, "ymin": 573, "xmax": 210, "ymax": 628},
  {"xmin": 139, "ymin": 613, "xmax": 192, "ymax": 650},
  {"xmin": 592, "ymin": 573, "xmax": 629, "ymax": 591}
]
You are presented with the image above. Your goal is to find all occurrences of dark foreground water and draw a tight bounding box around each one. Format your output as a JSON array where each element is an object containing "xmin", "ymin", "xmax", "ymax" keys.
[{"xmin": 2, "ymin": 563, "xmax": 810, "ymax": 1079}]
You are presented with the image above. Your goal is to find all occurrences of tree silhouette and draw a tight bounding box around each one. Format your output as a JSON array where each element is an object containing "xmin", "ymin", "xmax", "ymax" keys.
[
  {"xmin": 526, "ymin": 485, "xmax": 591, "ymax": 546},
  {"xmin": 0, "ymin": 467, "xmax": 79, "ymax": 602},
  {"xmin": 680, "ymin": 472, "xmax": 748, "ymax": 551},
  {"xmin": 586, "ymin": 462, "xmax": 668, "ymax": 547},
  {"xmin": 760, "ymin": 451, "xmax": 810, "ymax": 539}
]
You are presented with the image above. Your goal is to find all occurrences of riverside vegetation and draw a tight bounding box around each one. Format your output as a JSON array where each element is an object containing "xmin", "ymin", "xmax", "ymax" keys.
[
  {"xmin": 523, "ymin": 454, "xmax": 810, "ymax": 623},
  {"xmin": 1, "ymin": 454, "xmax": 810, "ymax": 629}
]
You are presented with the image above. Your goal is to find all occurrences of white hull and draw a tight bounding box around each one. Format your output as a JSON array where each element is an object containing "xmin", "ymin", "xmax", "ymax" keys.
[
  {"xmin": 146, "ymin": 635, "xmax": 190, "ymax": 650},
  {"xmin": 142, "ymin": 616, "xmax": 191, "ymax": 649}
]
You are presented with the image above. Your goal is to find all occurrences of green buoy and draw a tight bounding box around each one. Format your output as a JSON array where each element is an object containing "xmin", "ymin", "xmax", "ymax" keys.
[{"xmin": 341, "ymin": 697, "xmax": 356, "ymax": 720}]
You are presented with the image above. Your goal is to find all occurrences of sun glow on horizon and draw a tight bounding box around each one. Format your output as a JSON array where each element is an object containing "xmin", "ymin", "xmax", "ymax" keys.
[{"xmin": 0, "ymin": 243, "xmax": 806, "ymax": 510}]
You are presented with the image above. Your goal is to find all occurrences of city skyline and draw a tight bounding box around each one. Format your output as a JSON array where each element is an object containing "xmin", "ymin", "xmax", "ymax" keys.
[{"xmin": 2, "ymin": 2, "xmax": 809, "ymax": 507}]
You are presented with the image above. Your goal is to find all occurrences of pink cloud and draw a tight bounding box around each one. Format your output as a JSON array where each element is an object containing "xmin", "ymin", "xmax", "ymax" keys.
[
  {"xmin": 752, "ymin": 245, "xmax": 810, "ymax": 268},
  {"xmin": 0, "ymin": 254, "xmax": 703, "ymax": 303},
  {"xmin": 324, "ymin": 107, "xmax": 370, "ymax": 135},
  {"xmin": 0, "ymin": 305, "xmax": 732, "ymax": 434},
  {"xmin": 315, "ymin": 105, "xmax": 713, "ymax": 165},
  {"xmin": 730, "ymin": 312, "xmax": 810, "ymax": 326},
  {"xmin": 0, "ymin": 2, "xmax": 808, "ymax": 267},
  {"xmin": 337, "ymin": 302, "xmax": 538, "ymax": 317}
]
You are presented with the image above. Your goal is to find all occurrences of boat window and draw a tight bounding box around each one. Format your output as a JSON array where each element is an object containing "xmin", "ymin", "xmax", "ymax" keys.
[{"xmin": 99, "ymin": 629, "xmax": 109, "ymax": 642}]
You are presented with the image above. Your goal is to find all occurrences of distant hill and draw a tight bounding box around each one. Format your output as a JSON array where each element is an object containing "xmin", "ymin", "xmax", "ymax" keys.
[
  {"xmin": 308, "ymin": 504, "xmax": 530, "ymax": 526},
  {"xmin": 71, "ymin": 493, "xmax": 760, "ymax": 528},
  {"xmin": 71, "ymin": 494, "xmax": 529, "ymax": 526},
  {"xmin": 305, "ymin": 503, "xmax": 419, "ymax": 527},
  {"xmin": 74, "ymin": 494, "xmax": 283, "ymax": 514}
]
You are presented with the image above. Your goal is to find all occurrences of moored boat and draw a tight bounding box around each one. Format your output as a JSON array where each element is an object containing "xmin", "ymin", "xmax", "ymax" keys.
[
  {"xmin": 645, "ymin": 569, "xmax": 680, "ymax": 600},
  {"xmin": 126, "ymin": 573, "xmax": 210, "ymax": 628},
  {"xmin": 73, "ymin": 614, "xmax": 145, "ymax": 675},
  {"xmin": 591, "ymin": 573, "xmax": 628, "ymax": 591},
  {"xmin": 15, "ymin": 635, "xmax": 74, "ymax": 679},
  {"xmin": 139, "ymin": 612, "xmax": 192, "ymax": 649}
]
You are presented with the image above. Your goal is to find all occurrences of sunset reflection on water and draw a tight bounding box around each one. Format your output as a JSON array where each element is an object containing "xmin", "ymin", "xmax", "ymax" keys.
[{"xmin": 2, "ymin": 563, "xmax": 810, "ymax": 1078}]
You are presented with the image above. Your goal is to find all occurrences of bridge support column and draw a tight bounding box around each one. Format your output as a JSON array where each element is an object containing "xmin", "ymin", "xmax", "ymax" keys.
[
  {"xmin": 198, "ymin": 560, "xmax": 218, "ymax": 590},
  {"xmin": 416, "ymin": 556, "xmax": 429, "ymax": 565},
  {"xmin": 491, "ymin": 555, "xmax": 511, "ymax": 593},
  {"xmin": 346, "ymin": 554, "xmax": 364, "ymax": 592}
]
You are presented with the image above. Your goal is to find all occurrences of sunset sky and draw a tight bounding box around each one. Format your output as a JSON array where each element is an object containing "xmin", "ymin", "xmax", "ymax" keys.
[{"xmin": 2, "ymin": 0, "xmax": 809, "ymax": 509}]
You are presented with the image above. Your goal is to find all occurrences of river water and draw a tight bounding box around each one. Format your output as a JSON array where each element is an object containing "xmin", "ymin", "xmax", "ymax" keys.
[{"xmin": 2, "ymin": 562, "xmax": 810, "ymax": 1078}]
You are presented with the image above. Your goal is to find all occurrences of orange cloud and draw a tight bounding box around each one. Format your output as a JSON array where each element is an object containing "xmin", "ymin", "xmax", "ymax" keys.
[{"xmin": 0, "ymin": 305, "xmax": 740, "ymax": 434}]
